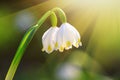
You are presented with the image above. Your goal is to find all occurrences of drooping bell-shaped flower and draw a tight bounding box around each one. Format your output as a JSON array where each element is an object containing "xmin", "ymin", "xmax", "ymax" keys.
[
  {"xmin": 42, "ymin": 27, "xmax": 59, "ymax": 53},
  {"xmin": 56, "ymin": 23, "xmax": 82, "ymax": 52}
]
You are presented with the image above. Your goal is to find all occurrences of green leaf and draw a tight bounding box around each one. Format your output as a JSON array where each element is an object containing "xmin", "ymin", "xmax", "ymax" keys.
[{"xmin": 5, "ymin": 26, "xmax": 37, "ymax": 80}]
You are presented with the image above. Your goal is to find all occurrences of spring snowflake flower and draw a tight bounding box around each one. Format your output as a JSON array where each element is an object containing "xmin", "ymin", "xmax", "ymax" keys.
[
  {"xmin": 42, "ymin": 27, "xmax": 59, "ymax": 53},
  {"xmin": 55, "ymin": 23, "xmax": 82, "ymax": 52}
]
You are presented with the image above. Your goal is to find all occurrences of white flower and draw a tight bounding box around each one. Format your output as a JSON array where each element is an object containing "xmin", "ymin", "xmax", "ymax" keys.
[
  {"xmin": 42, "ymin": 27, "xmax": 59, "ymax": 54},
  {"xmin": 42, "ymin": 23, "xmax": 82, "ymax": 53},
  {"xmin": 56, "ymin": 23, "xmax": 82, "ymax": 52}
]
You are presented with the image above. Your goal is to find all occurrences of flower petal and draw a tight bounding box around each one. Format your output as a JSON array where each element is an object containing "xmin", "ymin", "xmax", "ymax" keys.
[
  {"xmin": 56, "ymin": 26, "xmax": 65, "ymax": 52},
  {"xmin": 65, "ymin": 23, "xmax": 82, "ymax": 48},
  {"xmin": 56, "ymin": 23, "xmax": 82, "ymax": 52},
  {"xmin": 42, "ymin": 27, "xmax": 59, "ymax": 53}
]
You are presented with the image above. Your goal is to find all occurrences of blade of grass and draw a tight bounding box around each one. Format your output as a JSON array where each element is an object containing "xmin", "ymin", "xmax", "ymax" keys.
[{"xmin": 5, "ymin": 11, "xmax": 52, "ymax": 80}]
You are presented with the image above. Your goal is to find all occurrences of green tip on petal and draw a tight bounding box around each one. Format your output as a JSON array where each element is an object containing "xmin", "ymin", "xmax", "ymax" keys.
[
  {"xmin": 55, "ymin": 42, "xmax": 58, "ymax": 48},
  {"xmin": 42, "ymin": 48, "xmax": 44, "ymax": 52},
  {"xmin": 47, "ymin": 45, "xmax": 52, "ymax": 52},
  {"xmin": 59, "ymin": 46, "xmax": 64, "ymax": 52},
  {"xmin": 66, "ymin": 41, "xmax": 72, "ymax": 47}
]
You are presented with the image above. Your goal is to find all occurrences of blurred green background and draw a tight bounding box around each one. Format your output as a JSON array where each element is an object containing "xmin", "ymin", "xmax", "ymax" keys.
[{"xmin": 0, "ymin": 0, "xmax": 120, "ymax": 80}]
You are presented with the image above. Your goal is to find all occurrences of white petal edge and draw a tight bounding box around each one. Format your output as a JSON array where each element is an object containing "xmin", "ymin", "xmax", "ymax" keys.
[{"xmin": 42, "ymin": 27, "xmax": 59, "ymax": 53}]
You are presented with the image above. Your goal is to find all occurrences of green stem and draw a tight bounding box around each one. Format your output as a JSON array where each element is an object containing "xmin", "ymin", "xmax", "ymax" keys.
[
  {"xmin": 5, "ymin": 7, "xmax": 66, "ymax": 80},
  {"xmin": 52, "ymin": 7, "xmax": 67, "ymax": 23},
  {"xmin": 5, "ymin": 10, "xmax": 54, "ymax": 80},
  {"xmin": 50, "ymin": 12, "xmax": 57, "ymax": 27}
]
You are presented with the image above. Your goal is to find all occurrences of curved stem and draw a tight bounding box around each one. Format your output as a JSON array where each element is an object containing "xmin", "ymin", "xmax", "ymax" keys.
[
  {"xmin": 5, "ymin": 10, "xmax": 55, "ymax": 80},
  {"xmin": 50, "ymin": 12, "xmax": 57, "ymax": 27},
  {"xmin": 52, "ymin": 7, "xmax": 67, "ymax": 23}
]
